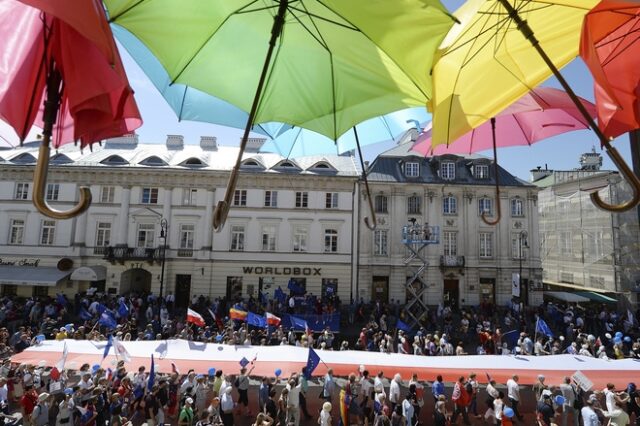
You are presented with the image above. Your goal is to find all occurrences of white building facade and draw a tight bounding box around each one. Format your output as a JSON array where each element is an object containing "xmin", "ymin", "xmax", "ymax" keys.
[{"xmin": 0, "ymin": 135, "xmax": 359, "ymax": 307}]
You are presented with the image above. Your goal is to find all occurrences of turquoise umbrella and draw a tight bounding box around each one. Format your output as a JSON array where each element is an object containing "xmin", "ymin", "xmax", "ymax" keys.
[{"xmin": 260, "ymin": 107, "xmax": 431, "ymax": 157}]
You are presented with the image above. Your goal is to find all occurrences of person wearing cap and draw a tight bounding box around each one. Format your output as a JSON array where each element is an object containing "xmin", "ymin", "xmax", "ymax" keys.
[
  {"xmin": 533, "ymin": 375, "xmax": 549, "ymax": 402},
  {"xmin": 194, "ymin": 374, "xmax": 209, "ymax": 415},
  {"xmin": 536, "ymin": 392, "xmax": 557, "ymax": 426},
  {"xmin": 581, "ymin": 395, "xmax": 601, "ymax": 426},
  {"xmin": 32, "ymin": 392, "xmax": 50, "ymax": 426},
  {"xmin": 55, "ymin": 327, "xmax": 68, "ymax": 341},
  {"xmin": 179, "ymin": 397, "xmax": 195, "ymax": 426},
  {"xmin": 319, "ymin": 401, "xmax": 332, "ymax": 426}
]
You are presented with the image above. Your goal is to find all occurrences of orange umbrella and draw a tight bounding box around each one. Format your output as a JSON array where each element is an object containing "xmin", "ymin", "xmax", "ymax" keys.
[
  {"xmin": 580, "ymin": 0, "xmax": 640, "ymax": 140},
  {"xmin": 0, "ymin": 1, "xmax": 141, "ymax": 218}
]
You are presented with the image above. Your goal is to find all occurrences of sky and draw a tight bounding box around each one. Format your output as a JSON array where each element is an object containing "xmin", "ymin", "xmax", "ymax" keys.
[{"xmin": 1, "ymin": 0, "xmax": 633, "ymax": 182}]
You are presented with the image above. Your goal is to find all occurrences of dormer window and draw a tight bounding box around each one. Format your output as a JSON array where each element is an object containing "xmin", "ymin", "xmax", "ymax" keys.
[
  {"xmin": 140, "ymin": 156, "xmax": 166, "ymax": 166},
  {"xmin": 474, "ymin": 164, "xmax": 489, "ymax": 179},
  {"xmin": 182, "ymin": 157, "xmax": 206, "ymax": 167},
  {"xmin": 280, "ymin": 162, "xmax": 295, "ymax": 168},
  {"xmin": 441, "ymin": 161, "xmax": 455, "ymax": 180},
  {"xmin": 101, "ymin": 155, "xmax": 128, "ymax": 165},
  {"xmin": 405, "ymin": 162, "xmax": 420, "ymax": 177}
]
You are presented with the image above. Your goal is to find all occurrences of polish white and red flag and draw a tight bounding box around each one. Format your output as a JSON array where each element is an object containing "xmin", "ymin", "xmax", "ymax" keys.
[
  {"xmin": 266, "ymin": 312, "xmax": 281, "ymax": 326},
  {"xmin": 187, "ymin": 308, "xmax": 206, "ymax": 327}
]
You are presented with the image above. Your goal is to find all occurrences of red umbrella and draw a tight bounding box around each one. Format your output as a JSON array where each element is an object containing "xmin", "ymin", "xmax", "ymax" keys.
[
  {"xmin": 0, "ymin": 0, "xmax": 141, "ymax": 218},
  {"xmin": 580, "ymin": 0, "xmax": 640, "ymax": 140}
]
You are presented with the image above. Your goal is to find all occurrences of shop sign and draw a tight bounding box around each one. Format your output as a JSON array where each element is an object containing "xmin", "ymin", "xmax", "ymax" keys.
[
  {"xmin": 0, "ymin": 258, "xmax": 40, "ymax": 267},
  {"xmin": 242, "ymin": 266, "xmax": 321, "ymax": 276}
]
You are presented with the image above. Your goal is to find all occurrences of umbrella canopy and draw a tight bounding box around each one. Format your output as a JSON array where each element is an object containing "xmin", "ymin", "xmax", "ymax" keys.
[
  {"xmin": 260, "ymin": 107, "xmax": 431, "ymax": 158},
  {"xmin": 580, "ymin": 0, "xmax": 640, "ymax": 140},
  {"xmin": 413, "ymin": 87, "xmax": 596, "ymax": 155},
  {"xmin": 0, "ymin": 0, "xmax": 141, "ymax": 218},
  {"xmin": 105, "ymin": 0, "xmax": 456, "ymax": 229},
  {"xmin": 106, "ymin": 0, "xmax": 453, "ymax": 139},
  {"xmin": 429, "ymin": 0, "xmax": 597, "ymax": 148}
]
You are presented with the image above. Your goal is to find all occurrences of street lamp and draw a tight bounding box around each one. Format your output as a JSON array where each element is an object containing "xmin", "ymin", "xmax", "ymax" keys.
[
  {"xmin": 518, "ymin": 230, "xmax": 529, "ymax": 302},
  {"xmin": 159, "ymin": 218, "xmax": 168, "ymax": 300}
]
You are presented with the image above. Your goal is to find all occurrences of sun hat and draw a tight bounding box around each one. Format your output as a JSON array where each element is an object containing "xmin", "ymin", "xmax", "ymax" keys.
[{"xmin": 323, "ymin": 402, "xmax": 332, "ymax": 412}]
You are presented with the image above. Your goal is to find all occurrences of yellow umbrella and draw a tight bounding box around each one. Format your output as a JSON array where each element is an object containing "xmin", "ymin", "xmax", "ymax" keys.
[{"xmin": 429, "ymin": 0, "xmax": 640, "ymax": 212}]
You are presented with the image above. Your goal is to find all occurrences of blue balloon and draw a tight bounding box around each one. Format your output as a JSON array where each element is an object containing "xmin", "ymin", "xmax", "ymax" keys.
[
  {"xmin": 275, "ymin": 368, "xmax": 282, "ymax": 377},
  {"xmin": 216, "ymin": 334, "xmax": 223, "ymax": 342},
  {"xmin": 614, "ymin": 337, "xmax": 622, "ymax": 344},
  {"xmin": 624, "ymin": 336, "xmax": 632, "ymax": 343},
  {"xmin": 65, "ymin": 324, "xmax": 74, "ymax": 332},
  {"xmin": 64, "ymin": 388, "xmax": 74, "ymax": 395},
  {"xmin": 503, "ymin": 407, "xmax": 514, "ymax": 418},
  {"xmin": 555, "ymin": 395, "xmax": 565, "ymax": 405},
  {"xmin": 92, "ymin": 364, "xmax": 100, "ymax": 373},
  {"xmin": 208, "ymin": 367, "xmax": 216, "ymax": 376},
  {"xmin": 615, "ymin": 331, "xmax": 623, "ymax": 338},
  {"xmin": 35, "ymin": 334, "xmax": 45, "ymax": 343}
]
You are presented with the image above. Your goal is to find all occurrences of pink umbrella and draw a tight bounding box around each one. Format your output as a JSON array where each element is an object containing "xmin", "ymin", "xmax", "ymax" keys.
[
  {"xmin": 412, "ymin": 87, "xmax": 596, "ymax": 224},
  {"xmin": 0, "ymin": 0, "xmax": 141, "ymax": 218}
]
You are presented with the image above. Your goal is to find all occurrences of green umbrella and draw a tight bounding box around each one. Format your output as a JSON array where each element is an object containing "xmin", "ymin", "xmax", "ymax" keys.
[{"xmin": 105, "ymin": 0, "xmax": 456, "ymax": 229}]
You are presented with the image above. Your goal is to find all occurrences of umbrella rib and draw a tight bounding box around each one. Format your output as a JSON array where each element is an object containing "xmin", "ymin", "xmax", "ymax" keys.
[
  {"xmin": 316, "ymin": 0, "xmax": 436, "ymax": 101},
  {"xmin": 177, "ymin": 85, "xmax": 188, "ymax": 122},
  {"xmin": 107, "ymin": 0, "xmax": 146, "ymax": 22},
  {"xmin": 512, "ymin": 113, "xmax": 532, "ymax": 146},
  {"xmin": 288, "ymin": 6, "xmax": 330, "ymax": 51},
  {"xmin": 168, "ymin": 0, "xmax": 266, "ymax": 85},
  {"xmin": 598, "ymin": 27, "xmax": 640, "ymax": 68},
  {"xmin": 287, "ymin": 6, "xmax": 359, "ymax": 31}
]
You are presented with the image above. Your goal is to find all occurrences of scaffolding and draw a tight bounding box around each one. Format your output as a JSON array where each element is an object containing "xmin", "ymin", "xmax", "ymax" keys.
[{"xmin": 401, "ymin": 222, "xmax": 439, "ymax": 329}]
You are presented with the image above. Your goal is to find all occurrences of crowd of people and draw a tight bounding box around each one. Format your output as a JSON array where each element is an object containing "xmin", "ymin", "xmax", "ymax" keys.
[{"xmin": 0, "ymin": 288, "xmax": 639, "ymax": 425}]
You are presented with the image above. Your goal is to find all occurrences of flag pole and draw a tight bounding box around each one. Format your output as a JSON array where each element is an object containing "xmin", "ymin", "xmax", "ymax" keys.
[{"xmin": 534, "ymin": 317, "xmax": 538, "ymax": 344}]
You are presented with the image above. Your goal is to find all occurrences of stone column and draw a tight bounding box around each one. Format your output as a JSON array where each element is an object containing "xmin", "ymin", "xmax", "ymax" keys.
[{"xmin": 116, "ymin": 187, "xmax": 131, "ymax": 246}]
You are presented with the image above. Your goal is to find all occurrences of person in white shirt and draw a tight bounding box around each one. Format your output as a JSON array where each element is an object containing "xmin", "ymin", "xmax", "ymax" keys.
[
  {"xmin": 287, "ymin": 376, "xmax": 302, "ymax": 426},
  {"xmin": 220, "ymin": 387, "xmax": 235, "ymax": 426},
  {"xmin": 319, "ymin": 402, "xmax": 332, "ymax": 426},
  {"xmin": 78, "ymin": 373, "xmax": 93, "ymax": 391},
  {"xmin": 494, "ymin": 391, "xmax": 505, "ymax": 424},
  {"xmin": 389, "ymin": 374, "xmax": 402, "ymax": 412},
  {"xmin": 507, "ymin": 375, "xmax": 523, "ymax": 420},
  {"xmin": 374, "ymin": 372, "xmax": 386, "ymax": 398},
  {"xmin": 603, "ymin": 398, "xmax": 630, "ymax": 426},
  {"xmin": 604, "ymin": 383, "xmax": 617, "ymax": 413}
]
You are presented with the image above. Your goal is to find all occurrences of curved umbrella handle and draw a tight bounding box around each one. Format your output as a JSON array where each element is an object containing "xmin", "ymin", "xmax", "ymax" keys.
[
  {"xmin": 33, "ymin": 143, "xmax": 92, "ymax": 219},
  {"xmin": 481, "ymin": 118, "xmax": 501, "ymax": 226},
  {"xmin": 590, "ymin": 139, "xmax": 640, "ymax": 212}
]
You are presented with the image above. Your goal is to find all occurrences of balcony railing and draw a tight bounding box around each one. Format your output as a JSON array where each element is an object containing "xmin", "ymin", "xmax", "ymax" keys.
[
  {"xmin": 104, "ymin": 246, "xmax": 162, "ymax": 264},
  {"xmin": 439, "ymin": 255, "xmax": 465, "ymax": 268},
  {"xmin": 93, "ymin": 246, "xmax": 107, "ymax": 255},
  {"xmin": 177, "ymin": 249, "xmax": 193, "ymax": 258}
]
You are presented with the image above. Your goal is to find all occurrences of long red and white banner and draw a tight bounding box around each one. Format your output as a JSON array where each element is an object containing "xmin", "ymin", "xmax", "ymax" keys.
[{"xmin": 12, "ymin": 340, "xmax": 638, "ymax": 388}]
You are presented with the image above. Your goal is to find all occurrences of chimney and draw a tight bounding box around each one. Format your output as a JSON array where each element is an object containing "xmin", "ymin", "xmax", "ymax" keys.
[
  {"xmin": 530, "ymin": 165, "xmax": 553, "ymax": 182},
  {"xmin": 166, "ymin": 135, "xmax": 184, "ymax": 150},
  {"xmin": 200, "ymin": 136, "xmax": 217, "ymax": 151},
  {"xmin": 104, "ymin": 133, "xmax": 138, "ymax": 148},
  {"xmin": 244, "ymin": 137, "xmax": 267, "ymax": 153},
  {"xmin": 364, "ymin": 161, "xmax": 370, "ymax": 171}
]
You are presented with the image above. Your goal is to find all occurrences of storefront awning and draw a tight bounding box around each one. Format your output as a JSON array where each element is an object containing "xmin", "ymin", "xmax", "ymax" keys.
[
  {"xmin": 70, "ymin": 265, "xmax": 106, "ymax": 281},
  {"xmin": 574, "ymin": 291, "xmax": 618, "ymax": 303},
  {"xmin": 543, "ymin": 279, "xmax": 620, "ymax": 294},
  {"xmin": 545, "ymin": 291, "xmax": 591, "ymax": 303},
  {"xmin": 0, "ymin": 266, "xmax": 71, "ymax": 286}
]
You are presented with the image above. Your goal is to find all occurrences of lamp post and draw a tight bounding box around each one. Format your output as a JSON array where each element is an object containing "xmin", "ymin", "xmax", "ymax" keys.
[
  {"xmin": 159, "ymin": 218, "xmax": 168, "ymax": 300},
  {"xmin": 518, "ymin": 230, "xmax": 529, "ymax": 303}
]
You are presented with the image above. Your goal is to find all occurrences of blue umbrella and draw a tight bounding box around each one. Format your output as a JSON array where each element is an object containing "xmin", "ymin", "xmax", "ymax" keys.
[
  {"xmin": 260, "ymin": 107, "xmax": 431, "ymax": 157},
  {"xmin": 112, "ymin": 25, "xmax": 287, "ymax": 138}
]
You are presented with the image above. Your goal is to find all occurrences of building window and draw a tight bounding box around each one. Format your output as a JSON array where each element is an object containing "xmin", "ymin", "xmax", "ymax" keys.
[
  {"xmin": 405, "ymin": 162, "xmax": 420, "ymax": 177},
  {"xmin": 325, "ymin": 192, "xmax": 339, "ymax": 209},
  {"xmin": 46, "ymin": 183, "xmax": 60, "ymax": 201},
  {"xmin": 141, "ymin": 187, "xmax": 159, "ymax": 204},
  {"xmin": 95, "ymin": 222, "xmax": 111, "ymax": 247},
  {"xmin": 512, "ymin": 233, "xmax": 527, "ymax": 259},
  {"xmin": 375, "ymin": 195, "xmax": 388, "ymax": 213},
  {"xmin": 1, "ymin": 285, "xmax": 17, "ymax": 297},
  {"xmin": 14, "ymin": 183, "xmax": 29, "ymax": 200},
  {"xmin": 407, "ymin": 195, "xmax": 421, "ymax": 214},
  {"xmin": 9, "ymin": 219, "xmax": 25, "ymax": 245},
  {"xmin": 137, "ymin": 223, "xmax": 155, "ymax": 248},
  {"xmin": 233, "ymin": 189, "xmax": 247, "ymax": 206},
  {"xmin": 560, "ymin": 231, "xmax": 572, "ymax": 256},
  {"xmin": 373, "ymin": 230, "xmax": 388, "ymax": 256},
  {"xmin": 183, "ymin": 188, "xmax": 197, "ymax": 206},
  {"xmin": 587, "ymin": 230, "xmax": 605, "ymax": 262},
  {"xmin": 295, "ymin": 191, "xmax": 308, "ymax": 208},
  {"xmin": 40, "ymin": 220, "xmax": 56, "ymax": 245},
  {"xmin": 511, "ymin": 197, "xmax": 524, "ymax": 217},
  {"xmin": 230, "ymin": 225, "xmax": 245, "ymax": 251},
  {"xmin": 180, "ymin": 224, "xmax": 195, "ymax": 249},
  {"xmin": 261, "ymin": 225, "xmax": 277, "ymax": 251},
  {"xmin": 474, "ymin": 164, "xmax": 489, "ymax": 179},
  {"xmin": 324, "ymin": 229, "xmax": 338, "ymax": 253},
  {"xmin": 443, "ymin": 195, "xmax": 457, "ymax": 215},
  {"xmin": 33, "ymin": 286, "xmax": 49, "ymax": 297},
  {"xmin": 264, "ymin": 190, "xmax": 278, "ymax": 207},
  {"xmin": 443, "ymin": 231, "xmax": 457, "ymax": 256},
  {"xmin": 293, "ymin": 226, "xmax": 308, "ymax": 252},
  {"xmin": 441, "ymin": 162, "xmax": 456, "ymax": 180},
  {"xmin": 479, "ymin": 232, "xmax": 493, "ymax": 258},
  {"xmin": 100, "ymin": 186, "xmax": 115, "ymax": 203},
  {"xmin": 478, "ymin": 197, "xmax": 493, "ymax": 216},
  {"xmin": 321, "ymin": 278, "xmax": 338, "ymax": 299}
]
